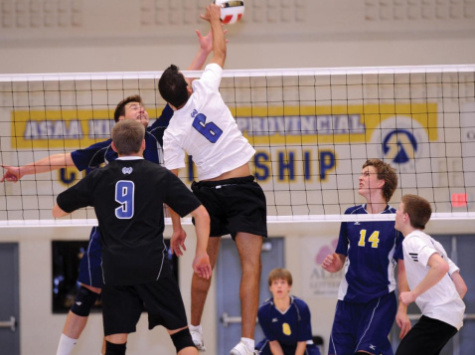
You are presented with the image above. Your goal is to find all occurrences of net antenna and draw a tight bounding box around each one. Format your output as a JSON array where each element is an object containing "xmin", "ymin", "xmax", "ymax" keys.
[{"xmin": 1, "ymin": 65, "xmax": 474, "ymax": 227}]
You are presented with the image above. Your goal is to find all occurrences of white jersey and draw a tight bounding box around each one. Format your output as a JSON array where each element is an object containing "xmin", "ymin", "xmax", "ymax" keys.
[
  {"xmin": 403, "ymin": 230, "xmax": 465, "ymax": 330},
  {"xmin": 164, "ymin": 63, "xmax": 255, "ymax": 181}
]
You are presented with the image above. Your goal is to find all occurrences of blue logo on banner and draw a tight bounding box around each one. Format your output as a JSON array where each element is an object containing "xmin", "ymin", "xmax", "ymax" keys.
[{"xmin": 382, "ymin": 129, "xmax": 418, "ymax": 164}]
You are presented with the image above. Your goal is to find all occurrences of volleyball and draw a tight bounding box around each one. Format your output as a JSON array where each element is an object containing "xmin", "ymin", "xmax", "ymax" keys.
[{"xmin": 214, "ymin": 0, "xmax": 245, "ymax": 25}]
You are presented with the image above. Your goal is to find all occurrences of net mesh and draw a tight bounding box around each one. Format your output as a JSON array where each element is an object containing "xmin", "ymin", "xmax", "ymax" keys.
[{"xmin": 1, "ymin": 65, "xmax": 474, "ymax": 226}]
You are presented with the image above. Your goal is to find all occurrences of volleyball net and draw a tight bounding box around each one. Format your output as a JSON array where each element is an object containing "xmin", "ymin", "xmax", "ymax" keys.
[{"xmin": 0, "ymin": 65, "xmax": 474, "ymax": 227}]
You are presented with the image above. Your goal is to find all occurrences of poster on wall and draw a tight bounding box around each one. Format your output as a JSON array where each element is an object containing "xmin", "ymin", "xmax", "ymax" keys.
[{"xmin": 300, "ymin": 235, "xmax": 344, "ymax": 299}]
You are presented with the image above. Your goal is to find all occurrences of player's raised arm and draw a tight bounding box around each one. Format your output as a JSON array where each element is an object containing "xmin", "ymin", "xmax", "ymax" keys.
[
  {"xmin": 1, "ymin": 152, "xmax": 75, "ymax": 182},
  {"xmin": 187, "ymin": 30, "xmax": 213, "ymax": 71},
  {"xmin": 201, "ymin": 3, "xmax": 226, "ymax": 68}
]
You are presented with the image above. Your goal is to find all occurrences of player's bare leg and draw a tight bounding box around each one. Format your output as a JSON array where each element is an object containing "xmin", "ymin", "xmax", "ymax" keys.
[
  {"xmin": 235, "ymin": 232, "xmax": 263, "ymax": 339},
  {"xmin": 190, "ymin": 237, "xmax": 221, "ymax": 350},
  {"xmin": 190, "ymin": 237, "xmax": 221, "ymax": 325},
  {"xmin": 57, "ymin": 283, "xmax": 103, "ymax": 355}
]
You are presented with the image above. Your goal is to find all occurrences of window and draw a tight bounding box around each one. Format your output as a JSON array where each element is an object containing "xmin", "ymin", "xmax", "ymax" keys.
[{"xmin": 51, "ymin": 239, "xmax": 178, "ymax": 313}]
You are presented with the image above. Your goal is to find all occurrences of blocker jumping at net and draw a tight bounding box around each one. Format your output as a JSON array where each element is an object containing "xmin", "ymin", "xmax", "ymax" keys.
[
  {"xmin": 1, "ymin": 30, "xmax": 213, "ymax": 355},
  {"xmin": 321, "ymin": 159, "xmax": 411, "ymax": 355},
  {"xmin": 158, "ymin": 4, "xmax": 267, "ymax": 355}
]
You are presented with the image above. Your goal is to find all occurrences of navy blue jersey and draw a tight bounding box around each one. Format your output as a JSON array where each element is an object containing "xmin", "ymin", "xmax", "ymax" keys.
[
  {"xmin": 56, "ymin": 158, "xmax": 201, "ymax": 286},
  {"xmin": 335, "ymin": 204, "xmax": 403, "ymax": 303},
  {"xmin": 257, "ymin": 296, "xmax": 313, "ymax": 348},
  {"xmin": 70, "ymin": 105, "xmax": 173, "ymax": 171}
]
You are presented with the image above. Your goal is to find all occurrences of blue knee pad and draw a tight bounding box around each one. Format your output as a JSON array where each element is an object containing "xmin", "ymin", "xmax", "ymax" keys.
[
  {"xmin": 70, "ymin": 286, "xmax": 99, "ymax": 317},
  {"xmin": 171, "ymin": 328, "xmax": 195, "ymax": 352}
]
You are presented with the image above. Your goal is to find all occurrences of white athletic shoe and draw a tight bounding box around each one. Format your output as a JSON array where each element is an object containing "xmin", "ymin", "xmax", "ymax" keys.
[
  {"xmin": 229, "ymin": 341, "xmax": 260, "ymax": 355},
  {"xmin": 190, "ymin": 327, "xmax": 206, "ymax": 352}
]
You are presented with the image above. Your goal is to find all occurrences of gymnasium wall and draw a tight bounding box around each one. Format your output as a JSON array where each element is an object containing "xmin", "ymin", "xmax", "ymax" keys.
[
  {"xmin": 0, "ymin": 0, "xmax": 474, "ymax": 73},
  {"xmin": 1, "ymin": 0, "xmax": 475, "ymax": 354}
]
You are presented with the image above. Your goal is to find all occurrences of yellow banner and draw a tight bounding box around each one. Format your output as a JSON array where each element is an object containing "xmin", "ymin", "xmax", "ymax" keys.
[
  {"xmin": 11, "ymin": 108, "xmax": 161, "ymax": 149},
  {"xmin": 232, "ymin": 103, "xmax": 438, "ymax": 145},
  {"xmin": 11, "ymin": 104, "xmax": 437, "ymax": 149}
]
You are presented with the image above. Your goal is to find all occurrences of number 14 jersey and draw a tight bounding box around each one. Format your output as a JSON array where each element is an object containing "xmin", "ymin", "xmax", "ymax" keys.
[{"xmin": 335, "ymin": 204, "xmax": 404, "ymax": 303}]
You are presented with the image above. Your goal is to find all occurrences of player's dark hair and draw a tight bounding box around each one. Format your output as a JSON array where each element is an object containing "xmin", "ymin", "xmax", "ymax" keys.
[
  {"xmin": 111, "ymin": 119, "xmax": 145, "ymax": 155},
  {"xmin": 401, "ymin": 194, "xmax": 432, "ymax": 230},
  {"xmin": 268, "ymin": 268, "xmax": 293, "ymax": 286},
  {"xmin": 362, "ymin": 159, "xmax": 398, "ymax": 202},
  {"xmin": 114, "ymin": 95, "xmax": 143, "ymax": 122},
  {"xmin": 158, "ymin": 65, "xmax": 189, "ymax": 109}
]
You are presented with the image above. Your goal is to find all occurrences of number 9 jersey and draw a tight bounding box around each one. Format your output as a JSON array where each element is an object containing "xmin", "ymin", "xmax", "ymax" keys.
[{"xmin": 163, "ymin": 63, "xmax": 255, "ymax": 181}]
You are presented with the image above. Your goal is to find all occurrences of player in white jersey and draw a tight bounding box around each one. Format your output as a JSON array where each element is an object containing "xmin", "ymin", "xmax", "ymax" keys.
[
  {"xmin": 394, "ymin": 194, "xmax": 467, "ymax": 355},
  {"xmin": 158, "ymin": 4, "xmax": 266, "ymax": 355}
]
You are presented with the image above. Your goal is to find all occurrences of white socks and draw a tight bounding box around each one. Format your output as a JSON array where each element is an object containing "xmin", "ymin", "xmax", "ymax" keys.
[
  {"xmin": 56, "ymin": 333, "xmax": 77, "ymax": 355},
  {"xmin": 241, "ymin": 337, "xmax": 255, "ymax": 351},
  {"xmin": 189, "ymin": 324, "xmax": 202, "ymax": 333}
]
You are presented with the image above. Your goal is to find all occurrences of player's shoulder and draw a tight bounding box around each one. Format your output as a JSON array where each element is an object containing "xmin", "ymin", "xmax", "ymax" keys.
[
  {"xmin": 404, "ymin": 230, "xmax": 430, "ymax": 247},
  {"xmin": 258, "ymin": 298, "xmax": 274, "ymax": 312},
  {"xmin": 291, "ymin": 296, "xmax": 310, "ymax": 309},
  {"xmin": 345, "ymin": 205, "xmax": 366, "ymax": 215},
  {"xmin": 407, "ymin": 230, "xmax": 429, "ymax": 240},
  {"xmin": 384, "ymin": 205, "xmax": 396, "ymax": 214},
  {"xmin": 85, "ymin": 138, "xmax": 112, "ymax": 150}
]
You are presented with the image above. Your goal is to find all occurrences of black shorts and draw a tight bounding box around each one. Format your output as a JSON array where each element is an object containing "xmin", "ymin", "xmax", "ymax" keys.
[
  {"xmin": 395, "ymin": 315, "xmax": 457, "ymax": 355},
  {"xmin": 191, "ymin": 175, "xmax": 267, "ymax": 239},
  {"xmin": 101, "ymin": 262, "xmax": 188, "ymax": 336}
]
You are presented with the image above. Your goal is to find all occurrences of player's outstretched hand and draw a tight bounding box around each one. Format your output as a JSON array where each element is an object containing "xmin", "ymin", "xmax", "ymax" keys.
[
  {"xmin": 193, "ymin": 251, "xmax": 212, "ymax": 279},
  {"xmin": 195, "ymin": 28, "xmax": 228, "ymax": 53},
  {"xmin": 196, "ymin": 29, "xmax": 212, "ymax": 54},
  {"xmin": 170, "ymin": 227, "xmax": 187, "ymax": 256},
  {"xmin": 200, "ymin": 3, "xmax": 221, "ymax": 23},
  {"xmin": 321, "ymin": 252, "xmax": 343, "ymax": 273},
  {"xmin": 1, "ymin": 165, "xmax": 21, "ymax": 183},
  {"xmin": 399, "ymin": 291, "xmax": 416, "ymax": 306},
  {"xmin": 396, "ymin": 310, "xmax": 412, "ymax": 339}
]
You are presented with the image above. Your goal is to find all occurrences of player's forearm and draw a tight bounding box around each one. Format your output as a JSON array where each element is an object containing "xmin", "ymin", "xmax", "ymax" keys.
[
  {"xmin": 268, "ymin": 341, "xmax": 285, "ymax": 355},
  {"xmin": 397, "ymin": 259, "xmax": 410, "ymax": 311},
  {"xmin": 451, "ymin": 271, "xmax": 468, "ymax": 299},
  {"xmin": 210, "ymin": 14, "xmax": 226, "ymax": 65},
  {"xmin": 187, "ymin": 48, "xmax": 210, "ymax": 71},
  {"xmin": 169, "ymin": 207, "xmax": 183, "ymax": 231},
  {"xmin": 21, "ymin": 153, "xmax": 74, "ymax": 176},
  {"xmin": 294, "ymin": 342, "xmax": 307, "ymax": 355},
  {"xmin": 412, "ymin": 258, "xmax": 449, "ymax": 299},
  {"xmin": 191, "ymin": 205, "xmax": 210, "ymax": 253},
  {"xmin": 52, "ymin": 204, "xmax": 69, "ymax": 218}
]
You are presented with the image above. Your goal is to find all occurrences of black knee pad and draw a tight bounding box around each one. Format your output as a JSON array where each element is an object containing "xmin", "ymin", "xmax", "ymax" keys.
[
  {"xmin": 70, "ymin": 286, "xmax": 99, "ymax": 317},
  {"xmin": 105, "ymin": 341, "xmax": 126, "ymax": 355},
  {"xmin": 171, "ymin": 328, "xmax": 195, "ymax": 353}
]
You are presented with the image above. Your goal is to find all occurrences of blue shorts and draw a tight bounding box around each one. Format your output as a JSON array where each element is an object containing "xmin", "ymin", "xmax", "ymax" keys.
[
  {"xmin": 256, "ymin": 339, "xmax": 321, "ymax": 355},
  {"xmin": 328, "ymin": 292, "xmax": 397, "ymax": 355},
  {"xmin": 78, "ymin": 227, "xmax": 104, "ymax": 288}
]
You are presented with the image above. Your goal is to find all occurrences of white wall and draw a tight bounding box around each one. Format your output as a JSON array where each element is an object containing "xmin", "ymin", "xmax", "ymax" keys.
[{"xmin": 1, "ymin": 0, "xmax": 475, "ymax": 74}]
